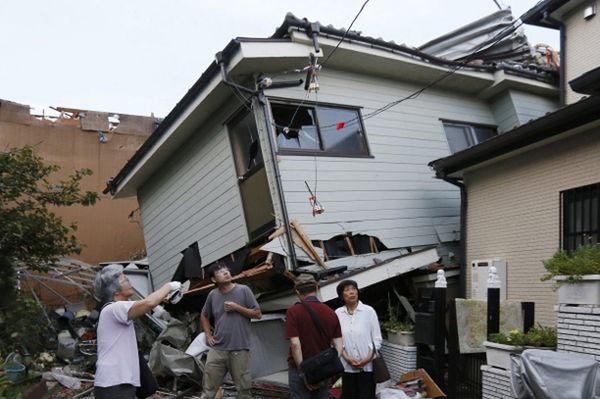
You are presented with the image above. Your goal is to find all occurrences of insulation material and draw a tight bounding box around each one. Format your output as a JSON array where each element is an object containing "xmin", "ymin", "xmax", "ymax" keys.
[
  {"xmin": 80, "ymin": 111, "xmax": 109, "ymax": 132},
  {"xmin": 114, "ymin": 114, "xmax": 155, "ymax": 136},
  {"xmin": 0, "ymin": 99, "xmax": 32, "ymax": 125}
]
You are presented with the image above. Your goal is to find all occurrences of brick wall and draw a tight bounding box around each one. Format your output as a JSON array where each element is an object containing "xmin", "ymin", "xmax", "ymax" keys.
[
  {"xmin": 557, "ymin": 304, "xmax": 600, "ymax": 360},
  {"xmin": 481, "ymin": 365, "xmax": 516, "ymax": 399}
]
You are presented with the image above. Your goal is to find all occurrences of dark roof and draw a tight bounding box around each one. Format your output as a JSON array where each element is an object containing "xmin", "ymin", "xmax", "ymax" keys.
[
  {"xmin": 520, "ymin": 0, "xmax": 570, "ymax": 28},
  {"xmin": 429, "ymin": 94, "xmax": 600, "ymax": 178},
  {"xmin": 271, "ymin": 12, "xmax": 556, "ymax": 78},
  {"xmin": 569, "ymin": 66, "xmax": 600, "ymax": 95}
]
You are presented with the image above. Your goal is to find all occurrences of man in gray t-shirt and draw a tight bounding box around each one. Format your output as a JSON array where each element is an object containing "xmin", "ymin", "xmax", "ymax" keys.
[{"xmin": 200, "ymin": 262, "xmax": 261, "ymax": 399}]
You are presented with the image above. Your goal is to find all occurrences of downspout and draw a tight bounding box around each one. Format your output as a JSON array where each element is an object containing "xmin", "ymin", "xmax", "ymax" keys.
[
  {"xmin": 441, "ymin": 176, "xmax": 467, "ymax": 298},
  {"xmin": 542, "ymin": 11, "xmax": 566, "ymax": 105},
  {"xmin": 214, "ymin": 51, "xmax": 298, "ymax": 270},
  {"xmin": 256, "ymin": 90, "xmax": 298, "ymax": 270},
  {"xmin": 558, "ymin": 21, "xmax": 566, "ymax": 106}
]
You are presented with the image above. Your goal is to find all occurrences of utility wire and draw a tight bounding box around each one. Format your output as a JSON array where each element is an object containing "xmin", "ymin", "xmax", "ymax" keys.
[
  {"xmin": 321, "ymin": 0, "xmax": 371, "ymax": 68},
  {"xmin": 319, "ymin": 17, "xmax": 525, "ymax": 129}
]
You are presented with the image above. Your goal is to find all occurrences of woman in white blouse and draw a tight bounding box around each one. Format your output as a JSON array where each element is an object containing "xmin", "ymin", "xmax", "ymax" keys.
[{"xmin": 335, "ymin": 280, "xmax": 383, "ymax": 399}]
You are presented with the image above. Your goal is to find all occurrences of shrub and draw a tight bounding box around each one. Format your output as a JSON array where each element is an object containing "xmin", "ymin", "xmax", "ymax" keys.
[
  {"xmin": 542, "ymin": 245, "xmax": 600, "ymax": 283},
  {"xmin": 488, "ymin": 324, "xmax": 557, "ymax": 347}
]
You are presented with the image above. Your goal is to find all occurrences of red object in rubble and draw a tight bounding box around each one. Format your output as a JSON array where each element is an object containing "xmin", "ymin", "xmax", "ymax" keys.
[{"xmin": 336, "ymin": 121, "xmax": 345, "ymax": 130}]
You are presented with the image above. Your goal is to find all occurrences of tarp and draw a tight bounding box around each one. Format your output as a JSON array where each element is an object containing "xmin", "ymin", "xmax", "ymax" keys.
[
  {"xmin": 148, "ymin": 318, "xmax": 204, "ymax": 380},
  {"xmin": 510, "ymin": 349, "xmax": 600, "ymax": 399}
]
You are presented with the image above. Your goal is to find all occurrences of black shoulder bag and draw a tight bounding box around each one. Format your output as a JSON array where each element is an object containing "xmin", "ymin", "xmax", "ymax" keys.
[{"xmin": 298, "ymin": 301, "xmax": 344, "ymax": 384}]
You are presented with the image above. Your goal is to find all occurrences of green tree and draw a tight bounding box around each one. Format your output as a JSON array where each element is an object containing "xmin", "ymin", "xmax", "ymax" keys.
[{"xmin": 0, "ymin": 145, "xmax": 99, "ymax": 303}]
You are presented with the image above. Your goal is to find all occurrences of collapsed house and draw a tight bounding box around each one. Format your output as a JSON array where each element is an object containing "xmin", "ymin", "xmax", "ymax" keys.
[{"xmin": 104, "ymin": 10, "xmax": 559, "ymax": 310}]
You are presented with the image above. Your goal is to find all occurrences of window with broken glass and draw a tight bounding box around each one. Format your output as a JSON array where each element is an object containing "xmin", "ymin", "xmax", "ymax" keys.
[
  {"xmin": 271, "ymin": 102, "xmax": 369, "ymax": 156},
  {"xmin": 561, "ymin": 182, "xmax": 600, "ymax": 251},
  {"xmin": 442, "ymin": 121, "xmax": 497, "ymax": 154}
]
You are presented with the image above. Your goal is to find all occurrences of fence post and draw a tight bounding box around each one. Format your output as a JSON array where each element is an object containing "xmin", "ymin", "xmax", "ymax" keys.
[
  {"xmin": 522, "ymin": 302, "xmax": 535, "ymax": 333},
  {"xmin": 487, "ymin": 266, "xmax": 501, "ymax": 337},
  {"xmin": 433, "ymin": 270, "xmax": 447, "ymax": 391}
]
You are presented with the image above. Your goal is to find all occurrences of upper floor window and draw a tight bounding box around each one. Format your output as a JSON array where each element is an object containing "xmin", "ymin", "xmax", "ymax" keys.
[
  {"xmin": 442, "ymin": 121, "xmax": 497, "ymax": 153},
  {"xmin": 561, "ymin": 182, "xmax": 600, "ymax": 251},
  {"xmin": 271, "ymin": 102, "xmax": 369, "ymax": 156}
]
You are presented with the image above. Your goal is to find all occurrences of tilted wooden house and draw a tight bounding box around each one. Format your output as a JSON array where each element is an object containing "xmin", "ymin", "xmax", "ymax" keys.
[{"xmin": 107, "ymin": 12, "xmax": 559, "ymax": 306}]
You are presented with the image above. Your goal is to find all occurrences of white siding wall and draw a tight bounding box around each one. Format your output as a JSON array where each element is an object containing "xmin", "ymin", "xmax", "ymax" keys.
[
  {"xmin": 465, "ymin": 128, "xmax": 600, "ymax": 326},
  {"xmin": 564, "ymin": 2, "xmax": 600, "ymax": 104},
  {"xmin": 269, "ymin": 70, "xmax": 500, "ymax": 249},
  {"xmin": 511, "ymin": 91, "xmax": 558, "ymax": 125},
  {"xmin": 138, "ymin": 108, "xmax": 247, "ymax": 286},
  {"xmin": 490, "ymin": 91, "xmax": 558, "ymax": 134},
  {"xmin": 490, "ymin": 92, "xmax": 519, "ymax": 133}
]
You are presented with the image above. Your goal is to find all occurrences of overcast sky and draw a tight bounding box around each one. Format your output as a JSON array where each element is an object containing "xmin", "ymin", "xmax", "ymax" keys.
[{"xmin": 0, "ymin": 0, "xmax": 559, "ymax": 117}]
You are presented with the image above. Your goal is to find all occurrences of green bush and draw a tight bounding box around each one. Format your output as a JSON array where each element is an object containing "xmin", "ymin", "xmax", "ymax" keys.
[
  {"xmin": 488, "ymin": 324, "xmax": 557, "ymax": 347},
  {"xmin": 541, "ymin": 244, "xmax": 600, "ymax": 283}
]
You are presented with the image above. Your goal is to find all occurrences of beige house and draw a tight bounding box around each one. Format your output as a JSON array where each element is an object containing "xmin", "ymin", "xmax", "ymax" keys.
[{"xmin": 429, "ymin": 0, "xmax": 600, "ymax": 326}]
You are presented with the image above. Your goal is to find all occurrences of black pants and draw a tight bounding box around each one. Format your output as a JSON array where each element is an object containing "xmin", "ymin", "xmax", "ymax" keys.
[
  {"xmin": 341, "ymin": 371, "xmax": 375, "ymax": 399},
  {"xmin": 94, "ymin": 383, "xmax": 136, "ymax": 399}
]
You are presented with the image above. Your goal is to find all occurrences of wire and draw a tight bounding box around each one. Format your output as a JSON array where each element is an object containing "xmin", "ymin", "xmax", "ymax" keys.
[
  {"xmin": 321, "ymin": 0, "xmax": 371, "ymax": 68},
  {"xmin": 319, "ymin": 17, "xmax": 525, "ymax": 129}
]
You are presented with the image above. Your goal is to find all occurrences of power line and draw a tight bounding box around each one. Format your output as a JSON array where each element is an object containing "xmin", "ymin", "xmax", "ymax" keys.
[
  {"xmin": 321, "ymin": 0, "xmax": 371, "ymax": 68},
  {"xmin": 320, "ymin": 17, "xmax": 525, "ymax": 129}
]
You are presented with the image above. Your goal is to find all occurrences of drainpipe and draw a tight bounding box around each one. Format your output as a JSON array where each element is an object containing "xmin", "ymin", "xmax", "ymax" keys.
[
  {"xmin": 256, "ymin": 90, "xmax": 298, "ymax": 271},
  {"xmin": 542, "ymin": 12, "xmax": 566, "ymax": 105},
  {"xmin": 558, "ymin": 21, "xmax": 566, "ymax": 106},
  {"xmin": 214, "ymin": 51, "xmax": 298, "ymax": 270},
  {"xmin": 441, "ymin": 176, "xmax": 467, "ymax": 299}
]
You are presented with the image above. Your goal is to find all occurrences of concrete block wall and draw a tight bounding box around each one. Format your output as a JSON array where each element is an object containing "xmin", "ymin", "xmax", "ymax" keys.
[
  {"xmin": 481, "ymin": 366, "xmax": 516, "ymax": 399},
  {"xmin": 556, "ymin": 304, "xmax": 600, "ymax": 360},
  {"xmin": 380, "ymin": 341, "xmax": 417, "ymax": 382}
]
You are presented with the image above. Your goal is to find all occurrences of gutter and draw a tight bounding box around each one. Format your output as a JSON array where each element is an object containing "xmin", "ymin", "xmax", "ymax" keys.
[{"xmin": 437, "ymin": 177, "xmax": 467, "ymax": 299}]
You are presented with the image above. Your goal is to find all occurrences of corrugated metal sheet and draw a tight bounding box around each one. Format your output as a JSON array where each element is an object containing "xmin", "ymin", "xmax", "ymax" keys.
[{"xmin": 419, "ymin": 9, "xmax": 531, "ymax": 63}]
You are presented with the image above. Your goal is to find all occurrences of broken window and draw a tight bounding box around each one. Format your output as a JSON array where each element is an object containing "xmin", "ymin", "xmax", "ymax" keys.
[
  {"xmin": 561, "ymin": 182, "xmax": 600, "ymax": 251},
  {"xmin": 271, "ymin": 102, "xmax": 369, "ymax": 156},
  {"xmin": 229, "ymin": 110, "xmax": 263, "ymax": 176},
  {"xmin": 442, "ymin": 121, "xmax": 497, "ymax": 153}
]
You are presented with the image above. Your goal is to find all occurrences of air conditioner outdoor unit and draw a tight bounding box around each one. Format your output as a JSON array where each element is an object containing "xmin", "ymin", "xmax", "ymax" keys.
[{"xmin": 471, "ymin": 259, "xmax": 507, "ymax": 300}]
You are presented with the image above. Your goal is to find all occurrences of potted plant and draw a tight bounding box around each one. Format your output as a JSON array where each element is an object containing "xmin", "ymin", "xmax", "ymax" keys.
[
  {"xmin": 382, "ymin": 319, "xmax": 415, "ymax": 346},
  {"xmin": 541, "ymin": 244, "xmax": 600, "ymax": 305},
  {"xmin": 381, "ymin": 292, "xmax": 415, "ymax": 346},
  {"xmin": 484, "ymin": 325, "xmax": 557, "ymax": 370}
]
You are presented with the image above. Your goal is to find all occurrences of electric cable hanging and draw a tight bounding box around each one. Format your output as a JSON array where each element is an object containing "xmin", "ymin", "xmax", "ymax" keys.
[
  {"xmin": 318, "ymin": 17, "xmax": 525, "ymax": 130},
  {"xmin": 321, "ymin": 0, "xmax": 371, "ymax": 68}
]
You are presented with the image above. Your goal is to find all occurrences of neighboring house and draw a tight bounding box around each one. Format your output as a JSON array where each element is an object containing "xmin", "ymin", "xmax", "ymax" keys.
[
  {"xmin": 429, "ymin": 0, "xmax": 600, "ymax": 326},
  {"xmin": 107, "ymin": 12, "xmax": 558, "ymax": 303}
]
